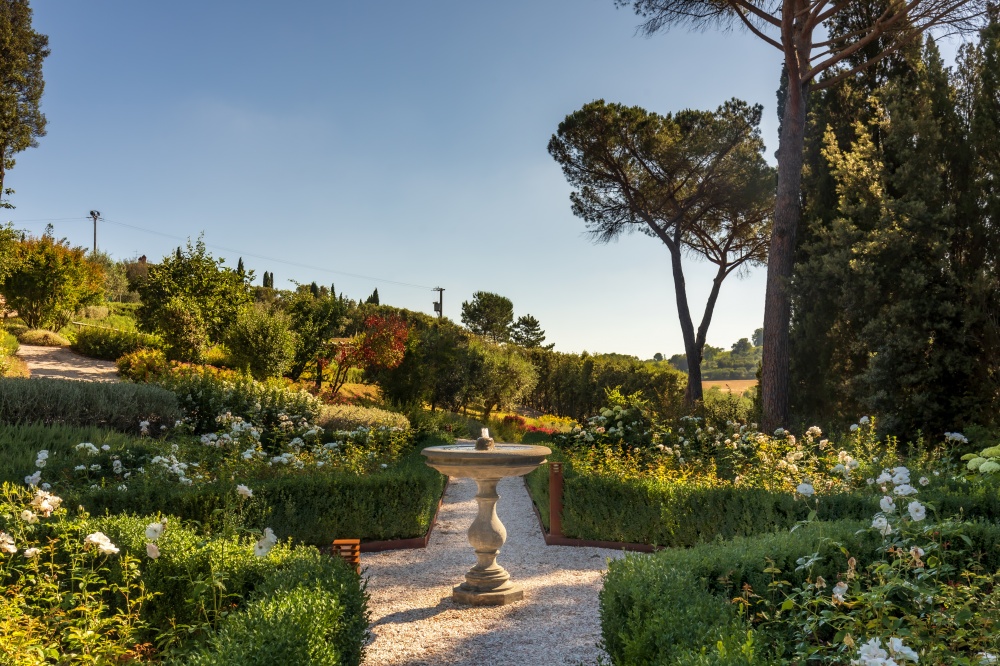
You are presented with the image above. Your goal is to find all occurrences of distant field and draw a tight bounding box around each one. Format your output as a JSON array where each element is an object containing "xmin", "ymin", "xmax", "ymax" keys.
[{"xmin": 702, "ymin": 379, "xmax": 757, "ymax": 394}]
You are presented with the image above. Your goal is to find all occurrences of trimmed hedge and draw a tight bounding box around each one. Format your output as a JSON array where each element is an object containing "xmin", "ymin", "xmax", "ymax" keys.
[
  {"xmin": 79, "ymin": 453, "xmax": 445, "ymax": 545},
  {"xmin": 318, "ymin": 403, "xmax": 411, "ymax": 433},
  {"xmin": 70, "ymin": 325, "xmax": 161, "ymax": 360},
  {"xmin": 0, "ymin": 378, "xmax": 181, "ymax": 432},
  {"xmin": 527, "ymin": 459, "xmax": 1000, "ymax": 547},
  {"xmin": 600, "ymin": 519, "xmax": 1000, "ymax": 665},
  {"xmin": 91, "ymin": 514, "xmax": 370, "ymax": 664}
]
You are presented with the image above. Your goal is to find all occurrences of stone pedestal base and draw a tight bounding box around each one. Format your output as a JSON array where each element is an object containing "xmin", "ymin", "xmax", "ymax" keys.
[{"xmin": 453, "ymin": 581, "xmax": 524, "ymax": 606}]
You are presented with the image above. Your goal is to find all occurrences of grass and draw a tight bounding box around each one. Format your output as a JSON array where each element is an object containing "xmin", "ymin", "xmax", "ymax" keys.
[{"xmin": 702, "ymin": 379, "xmax": 757, "ymax": 394}]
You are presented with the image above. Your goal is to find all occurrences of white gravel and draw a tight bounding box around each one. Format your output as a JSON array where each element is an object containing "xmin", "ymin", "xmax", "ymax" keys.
[{"xmin": 361, "ymin": 476, "xmax": 627, "ymax": 666}]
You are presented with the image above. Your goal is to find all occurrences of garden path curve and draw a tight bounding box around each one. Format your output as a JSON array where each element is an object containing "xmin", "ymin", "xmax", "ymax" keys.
[
  {"xmin": 17, "ymin": 344, "xmax": 119, "ymax": 382},
  {"xmin": 361, "ymin": 475, "xmax": 626, "ymax": 666}
]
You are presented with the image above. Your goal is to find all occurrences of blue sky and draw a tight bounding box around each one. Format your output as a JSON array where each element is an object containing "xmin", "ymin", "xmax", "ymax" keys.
[{"xmin": 7, "ymin": 1, "xmax": 791, "ymax": 358}]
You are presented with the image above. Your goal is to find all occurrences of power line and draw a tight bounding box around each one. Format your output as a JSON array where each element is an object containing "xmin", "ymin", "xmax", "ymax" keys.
[{"xmin": 10, "ymin": 215, "xmax": 437, "ymax": 291}]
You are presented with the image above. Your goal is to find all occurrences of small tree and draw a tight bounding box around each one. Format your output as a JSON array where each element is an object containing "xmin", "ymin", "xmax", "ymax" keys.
[
  {"xmin": 471, "ymin": 341, "xmax": 538, "ymax": 422},
  {"xmin": 137, "ymin": 237, "xmax": 252, "ymax": 346},
  {"xmin": 549, "ymin": 99, "xmax": 774, "ymax": 405},
  {"xmin": 0, "ymin": 233, "xmax": 104, "ymax": 328},
  {"xmin": 284, "ymin": 287, "xmax": 344, "ymax": 382},
  {"xmin": 461, "ymin": 291, "xmax": 514, "ymax": 343},
  {"xmin": 326, "ymin": 314, "xmax": 409, "ymax": 396},
  {"xmin": 226, "ymin": 303, "xmax": 296, "ymax": 380},
  {"xmin": 157, "ymin": 296, "xmax": 209, "ymax": 363},
  {"xmin": 510, "ymin": 314, "xmax": 549, "ymax": 348}
]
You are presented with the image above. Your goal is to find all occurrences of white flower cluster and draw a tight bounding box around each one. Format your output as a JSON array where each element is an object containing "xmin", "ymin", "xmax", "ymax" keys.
[
  {"xmin": 29, "ymin": 490, "xmax": 62, "ymax": 517},
  {"xmin": 76, "ymin": 442, "xmax": 100, "ymax": 456},
  {"xmin": 944, "ymin": 431, "xmax": 969, "ymax": 444},
  {"xmin": 254, "ymin": 527, "xmax": 277, "ymax": 557},
  {"xmin": 0, "ymin": 531, "xmax": 16, "ymax": 554},
  {"xmin": 850, "ymin": 416, "xmax": 872, "ymax": 432},
  {"xmin": 871, "ymin": 466, "xmax": 926, "ymax": 535},
  {"xmin": 150, "ymin": 454, "xmax": 197, "ymax": 485},
  {"xmin": 84, "ymin": 531, "xmax": 119, "ymax": 555},
  {"xmin": 145, "ymin": 518, "xmax": 167, "ymax": 559},
  {"xmin": 852, "ymin": 636, "xmax": 918, "ymax": 664}
]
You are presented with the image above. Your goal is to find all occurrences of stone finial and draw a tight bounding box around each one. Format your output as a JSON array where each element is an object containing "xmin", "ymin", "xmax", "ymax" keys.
[{"xmin": 476, "ymin": 427, "xmax": 495, "ymax": 451}]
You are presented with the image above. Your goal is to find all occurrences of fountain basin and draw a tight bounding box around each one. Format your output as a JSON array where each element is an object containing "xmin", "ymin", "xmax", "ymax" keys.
[
  {"xmin": 422, "ymin": 442, "xmax": 551, "ymax": 478},
  {"xmin": 422, "ymin": 439, "xmax": 551, "ymax": 606}
]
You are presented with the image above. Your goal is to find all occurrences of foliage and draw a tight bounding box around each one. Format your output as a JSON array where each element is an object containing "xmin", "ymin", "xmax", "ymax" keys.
[
  {"xmin": 0, "ymin": 483, "xmax": 370, "ymax": 663},
  {"xmin": 0, "ymin": 234, "xmax": 105, "ymax": 329},
  {"xmin": 328, "ymin": 314, "xmax": 409, "ymax": 396},
  {"xmin": 17, "ymin": 328, "xmax": 69, "ymax": 346},
  {"xmin": 669, "ymin": 335, "xmax": 762, "ymax": 380},
  {"xmin": 137, "ymin": 238, "xmax": 252, "ymax": 350},
  {"xmin": 148, "ymin": 362, "xmax": 322, "ymax": 443},
  {"xmin": 522, "ymin": 347, "xmax": 687, "ymax": 421},
  {"xmin": 0, "ymin": 377, "xmax": 180, "ymax": 432},
  {"xmin": 70, "ymin": 325, "xmax": 161, "ymax": 361},
  {"xmin": 791, "ymin": 31, "xmax": 1000, "ymax": 435},
  {"xmin": 599, "ymin": 515, "xmax": 1000, "ymax": 665},
  {"xmin": 283, "ymin": 287, "xmax": 344, "ymax": 381},
  {"xmin": 549, "ymin": 98, "xmax": 773, "ymax": 404},
  {"xmin": 0, "ymin": 0, "xmax": 48, "ymax": 208},
  {"xmin": 471, "ymin": 339, "xmax": 537, "ymax": 422},
  {"xmin": 117, "ymin": 347, "xmax": 170, "ymax": 382},
  {"xmin": 225, "ymin": 303, "xmax": 296, "ymax": 380},
  {"xmin": 510, "ymin": 313, "xmax": 549, "ymax": 348},
  {"xmin": 460, "ymin": 291, "xmax": 514, "ymax": 343},
  {"xmin": 317, "ymin": 403, "xmax": 411, "ymax": 432},
  {"xmin": 87, "ymin": 251, "xmax": 130, "ymax": 302}
]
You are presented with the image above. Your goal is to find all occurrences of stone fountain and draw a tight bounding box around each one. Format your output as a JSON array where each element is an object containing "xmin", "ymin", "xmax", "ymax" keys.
[{"xmin": 422, "ymin": 429, "xmax": 550, "ymax": 606}]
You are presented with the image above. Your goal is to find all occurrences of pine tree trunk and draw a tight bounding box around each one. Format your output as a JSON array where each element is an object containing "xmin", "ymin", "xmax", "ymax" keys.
[
  {"xmin": 669, "ymin": 243, "xmax": 704, "ymax": 406},
  {"xmin": 761, "ymin": 79, "xmax": 809, "ymax": 431}
]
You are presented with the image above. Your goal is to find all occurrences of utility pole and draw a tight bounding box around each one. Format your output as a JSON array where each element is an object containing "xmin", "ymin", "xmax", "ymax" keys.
[
  {"xmin": 88, "ymin": 210, "xmax": 100, "ymax": 254},
  {"xmin": 432, "ymin": 287, "xmax": 444, "ymax": 319}
]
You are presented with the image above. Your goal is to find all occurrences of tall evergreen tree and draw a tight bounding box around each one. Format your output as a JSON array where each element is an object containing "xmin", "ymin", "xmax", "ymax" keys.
[
  {"xmin": 365, "ymin": 288, "xmax": 380, "ymax": 305},
  {"xmin": 790, "ymin": 31, "xmax": 1000, "ymax": 433},
  {"xmin": 510, "ymin": 314, "xmax": 548, "ymax": 348},
  {"xmin": 0, "ymin": 0, "xmax": 48, "ymax": 209}
]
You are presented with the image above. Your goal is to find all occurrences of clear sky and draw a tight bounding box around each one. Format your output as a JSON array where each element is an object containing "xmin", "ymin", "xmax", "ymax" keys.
[{"xmin": 6, "ymin": 0, "xmax": 791, "ymax": 358}]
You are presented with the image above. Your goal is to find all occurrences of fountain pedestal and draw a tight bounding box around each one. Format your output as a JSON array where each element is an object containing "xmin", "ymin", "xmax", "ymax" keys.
[
  {"xmin": 454, "ymin": 477, "xmax": 522, "ymax": 605},
  {"xmin": 422, "ymin": 439, "xmax": 551, "ymax": 606}
]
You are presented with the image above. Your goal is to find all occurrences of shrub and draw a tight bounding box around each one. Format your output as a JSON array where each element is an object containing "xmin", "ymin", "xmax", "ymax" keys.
[
  {"xmin": 0, "ymin": 423, "xmax": 155, "ymax": 486},
  {"xmin": 0, "ymin": 234, "xmax": 105, "ymax": 329},
  {"xmin": 153, "ymin": 364, "xmax": 322, "ymax": 441},
  {"xmin": 117, "ymin": 348, "xmax": 170, "ymax": 382},
  {"xmin": 0, "ymin": 378, "xmax": 180, "ymax": 432},
  {"xmin": 1, "ymin": 329, "xmax": 18, "ymax": 355},
  {"xmin": 600, "ymin": 518, "xmax": 1000, "ymax": 664},
  {"xmin": 317, "ymin": 404, "xmax": 410, "ymax": 433},
  {"xmin": 0, "ymin": 484, "xmax": 369, "ymax": 663},
  {"xmin": 78, "ymin": 454, "xmax": 443, "ymax": 545},
  {"xmin": 157, "ymin": 296, "xmax": 210, "ymax": 362},
  {"xmin": 183, "ymin": 587, "xmax": 351, "ymax": 666},
  {"xmin": 18, "ymin": 329, "xmax": 70, "ymax": 346},
  {"xmin": 71, "ymin": 326, "xmax": 162, "ymax": 361},
  {"xmin": 225, "ymin": 303, "xmax": 296, "ymax": 380}
]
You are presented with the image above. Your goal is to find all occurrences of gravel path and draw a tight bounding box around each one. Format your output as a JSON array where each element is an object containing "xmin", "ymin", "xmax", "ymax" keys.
[
  {"xmin": 17, "ymin": 344, "xmax": 119, "ymax": 382},
  {"xmin": 362, "ymin": 476, "xmax": 625, "ymax": 666}
]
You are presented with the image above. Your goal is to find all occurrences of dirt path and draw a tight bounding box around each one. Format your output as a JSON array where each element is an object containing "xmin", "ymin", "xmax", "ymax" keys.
[
  {"xmin": 361, "ymin": 476, "xmax": 625, "ymax": 666},
  {"xmin": 16, "ymin": 345, "xmax": 119, "ymax": 382}
]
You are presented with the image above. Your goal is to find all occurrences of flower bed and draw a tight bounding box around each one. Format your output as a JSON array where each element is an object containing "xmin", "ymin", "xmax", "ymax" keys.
[
  {"xmin": 0, "ymin": 483, "xmax": 370, "ymax": 664},
  {"xmin": 0, "ymin": 417, "xmax": 444, "ymax": 546},
  {"xmin": 600, "ymin": 467, "xmax": 1000, "ymax": 663}
]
